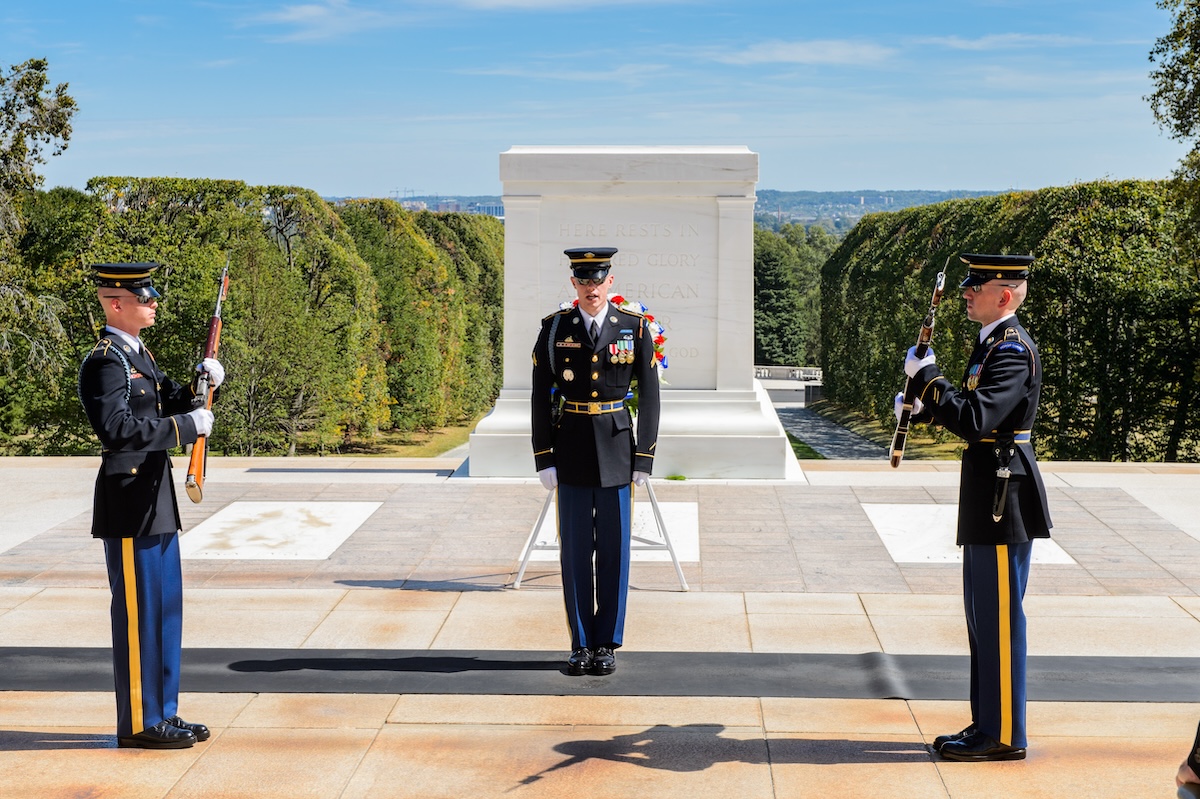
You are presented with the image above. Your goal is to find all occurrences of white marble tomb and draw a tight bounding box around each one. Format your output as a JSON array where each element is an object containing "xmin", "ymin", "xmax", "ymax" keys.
[{"xmin": 469, "ymin": 145, "xmax": 802, "ymax": 480}]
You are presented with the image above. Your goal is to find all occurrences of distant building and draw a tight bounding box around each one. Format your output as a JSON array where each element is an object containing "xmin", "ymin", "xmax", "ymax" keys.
[{"xmin": 469, "ymin": 202, "xmax": 505, "ymax": 219}]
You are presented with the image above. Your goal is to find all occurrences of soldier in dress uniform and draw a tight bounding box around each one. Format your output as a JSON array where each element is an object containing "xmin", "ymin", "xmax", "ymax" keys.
[
  {"xmin": 899, "ymin": 253, "xmax": 1053, "ymax": 762},
  {"xmin": 531, "ymin": 247, "xmax": 661, "ymax": 676},
  {"xmin": 77, "ymin": 262, "xmax": 225, "ymax": 749}
]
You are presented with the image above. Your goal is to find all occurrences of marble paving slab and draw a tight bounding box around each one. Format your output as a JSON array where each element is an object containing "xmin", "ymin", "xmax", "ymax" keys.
[
  {"xmin": 862, "ymin": 504, "xmax": 1075, "ymax": 565},
  {"xmin": 179, "ymin": 501, "xmax": 382, "ymax": 559}
]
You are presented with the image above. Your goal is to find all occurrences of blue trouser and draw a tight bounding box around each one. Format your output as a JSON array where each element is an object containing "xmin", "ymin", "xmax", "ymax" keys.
[
  {"xmin": 963, "ymin": 540, "xmax": 1032, "ymax": 748},
  {"xmin": 103, "ymin": 533, "xmax": 183, "ymax": 737},
  {"xmin": 556, "ymin": 483, "xmax": 631, "ymax": 650}
]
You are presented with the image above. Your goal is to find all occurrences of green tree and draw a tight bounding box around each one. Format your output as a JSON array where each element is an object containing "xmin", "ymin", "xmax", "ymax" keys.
[
  {"xmin": 821, "ymin": 182, "xmax": 1197, "ymax": 462},
  {"xmin": 753, "ymin": 228, "xmax": 805, "ymax": 366},
  {"xmin": 0, "ymin": 58, "xmax": 77, "ymax": 382},
  {"xmin": 1147, "ymin": 0, "xmax": 1200, "ymax": 461},
  {"xmin": 0, "ymin": 58, "xmax": 76, "ymax": 238}
]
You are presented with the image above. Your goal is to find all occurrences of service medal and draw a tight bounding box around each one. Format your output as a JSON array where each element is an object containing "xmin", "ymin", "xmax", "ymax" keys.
[{"xmin": 966, "ymin": 363, "xmax": 982, "ymax": 391}]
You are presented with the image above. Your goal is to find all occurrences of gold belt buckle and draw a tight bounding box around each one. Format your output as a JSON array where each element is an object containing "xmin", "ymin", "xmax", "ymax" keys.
[{"xmin": 588, "ymin": 402, "xmax": 601, "ymax": 415}]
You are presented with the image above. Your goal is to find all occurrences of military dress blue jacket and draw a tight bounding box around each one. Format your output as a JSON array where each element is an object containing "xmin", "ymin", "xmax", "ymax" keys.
[
  {"xmin": 531, "ymin": 303, "xmax": 661, "ymax": 487},
  {"xmin": 913, "ymin": 316, "xmax": 1053, "ymax": 546},
  {"xmin": 78, "ymin": 332, "xmax": 204, "ymax": 538}
]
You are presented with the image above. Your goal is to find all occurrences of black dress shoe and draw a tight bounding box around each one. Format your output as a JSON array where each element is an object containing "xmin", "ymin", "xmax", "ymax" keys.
[
  {"xmin": 932, "ymin": 724, "xmax": 976, "ymax": 751},
  {"xmin": 567, "ymin": 647, "xmax": 593, "ymax": 675},
  {"xmin": 939, "ymin": 731, "xmax": 1026, "ymax": 762},
  {"xmin": 166, "ymin": 715, "xmax": 210, "ymax": 742},
  {"xmin": 591, "ymin": 646, "xmax": 616, "ymax": 676},
  {"xmin": 117, "ymin": 720, "xmax": 196, "ymax": 749}
]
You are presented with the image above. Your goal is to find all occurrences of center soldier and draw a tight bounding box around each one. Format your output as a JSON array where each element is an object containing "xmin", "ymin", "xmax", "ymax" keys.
[
  {"xmin": 532, "ymin": 247, "xmax": 661, "ymax": 676},
  {"xmin": 901, "ymin": 252, "xmax": 1053, "ymax": 762}
]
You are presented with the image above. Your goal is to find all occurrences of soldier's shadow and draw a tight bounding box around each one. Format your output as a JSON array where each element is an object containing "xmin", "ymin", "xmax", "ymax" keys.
[
  {"xmin": 513, "ymin": 723, "xmax": 930, "ymax": 788},
  {"xmin": 0, "ymin": 730, "xmax": 114, "ymax": 750}
]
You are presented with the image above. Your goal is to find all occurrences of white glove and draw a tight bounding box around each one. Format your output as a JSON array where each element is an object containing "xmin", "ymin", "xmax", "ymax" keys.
[
  {"xmin": 197, "ymin": 357, "xmax": 225, "ymax": 389},
  {"xmin": 632, "ymin": 471, "xmax": 649, "ymax": 487},
  {"xmin": 904, "ymin": 345, "xmax": 936, "ymax": 379},
  {"xmin": 538, "ymin": 466, "xmax": 558, "ymax": 491},
  {"xmin": 187, "ymin": 407, "xmax": 214, "ymax": 437},
  {"xmin": 893, "ymin": 392, "xmax": 924, "ymax": 421}
]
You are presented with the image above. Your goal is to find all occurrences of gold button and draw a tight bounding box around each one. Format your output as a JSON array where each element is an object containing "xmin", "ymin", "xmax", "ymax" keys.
[
  {"xmin": 130, "ymin": 467, "xmax": 138, "ymax": 475},
  {"xmin": 591, "ymin": 391, "xmax": 598, "ymax": 398},
  {"xmin": 140, "ymin": 389, "xmax": 146, "ymax": 395},
  {"xmin": 592, "ymin": 355, "xmax": 598, "ymax": 362},
  {"xmin": 591, "ymin": 372, "xmax": 599, "ymax": 380}
]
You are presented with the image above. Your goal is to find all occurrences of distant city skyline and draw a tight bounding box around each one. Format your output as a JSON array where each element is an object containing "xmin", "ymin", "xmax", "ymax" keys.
[{"xmin": 4, "ymin": 1, "xmax": 1189, "ymax": 197}]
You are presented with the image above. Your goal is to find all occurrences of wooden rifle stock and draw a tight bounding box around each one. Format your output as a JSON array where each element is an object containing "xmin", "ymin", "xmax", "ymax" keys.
[
  {"xmin": 889, "ymin": 264, "xmax": 948, "ymax": 468},
  {"xmin": 185, "ymin": 259, "xmax": 229, "ymax": 503}
]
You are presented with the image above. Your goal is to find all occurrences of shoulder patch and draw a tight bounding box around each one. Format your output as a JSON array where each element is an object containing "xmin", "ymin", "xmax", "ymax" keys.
[{"xmin": 995, "ymin": 341, "xmax": 1027, "ymax": 354}]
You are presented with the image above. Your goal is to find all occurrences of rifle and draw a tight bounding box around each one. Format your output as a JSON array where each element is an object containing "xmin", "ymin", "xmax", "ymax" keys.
[
  {"xmin": 889, "ymin": 261, "xmax": 948, "ymax": 468},
  {"xmin": 185, "ymin": 258, "xmax": 230, "ymax": 503}
]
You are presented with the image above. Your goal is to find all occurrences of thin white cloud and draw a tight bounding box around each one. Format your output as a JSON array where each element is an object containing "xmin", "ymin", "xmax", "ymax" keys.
[
  {"xmin": 919, "ymin": 33, "xmax": 1090, "ymax": 51},
  {"xmin": 463, "ymin": 62, "xmax": 671, "ymax": 86},
  {"xmin": 714, "ymin": 39, "xmax": 896, "ymax": 66},
  {"xmin": 243, "ymin": 0, "xmax": 692, "ymax": 42},
  {"xmin": 244, "ymin": 0, "xmax": 417, "ymax": 42}
]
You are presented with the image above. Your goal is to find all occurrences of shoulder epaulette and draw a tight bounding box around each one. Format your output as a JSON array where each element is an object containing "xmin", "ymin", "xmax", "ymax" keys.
[
  {"xmin": 78, "ymin": 337, "xmax": 133, "ymax": 405},
  {"xmin": 543, "ymin": 308, "xmax": 573, "ymax": 322},
  {"xmin": 88, "ymin": 337, "xmax": 115, "ymax": 357}
]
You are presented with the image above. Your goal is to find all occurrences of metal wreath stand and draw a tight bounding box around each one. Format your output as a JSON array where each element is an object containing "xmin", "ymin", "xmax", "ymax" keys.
[{"xmin": 514, "ymin": 398, "xmax": 689, "ymax": 592}]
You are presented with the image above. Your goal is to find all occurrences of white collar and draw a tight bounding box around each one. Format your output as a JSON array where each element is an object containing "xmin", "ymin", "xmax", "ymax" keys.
[
  {"xmin": 979, "ymin": 314, "xmax": 1016, "ymax": 343},
  {"xmin": 104, "ymin": 326, "xmax": 141, "ymax": 354},
  {"xmin": 578, "ymin": 302, "xmax": 609, "ymax": 327}
]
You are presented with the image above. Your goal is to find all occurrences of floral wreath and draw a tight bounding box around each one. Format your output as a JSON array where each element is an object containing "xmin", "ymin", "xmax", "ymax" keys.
[{"xmin": 559, "ymin": 294, "xmax": 668, "ymax": 370}]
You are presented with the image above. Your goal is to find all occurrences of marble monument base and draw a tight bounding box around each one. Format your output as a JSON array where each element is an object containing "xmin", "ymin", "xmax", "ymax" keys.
[{"xmin": 468, "ymin": 381, "xmax": 805, "ymax": 481}]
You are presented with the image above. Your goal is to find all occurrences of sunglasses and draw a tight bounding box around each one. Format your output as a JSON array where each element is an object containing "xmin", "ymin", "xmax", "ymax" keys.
[
  {"xmin": 574, "ymin": 277, "xmax": 607, "ymax": 286},
  {"xmin": 968, "ymin": 283, "xmax": 1019, "ymax": 294},
  {"xmin": 103, "ymin": 294, "xmax": 159, "ymax": 305}
]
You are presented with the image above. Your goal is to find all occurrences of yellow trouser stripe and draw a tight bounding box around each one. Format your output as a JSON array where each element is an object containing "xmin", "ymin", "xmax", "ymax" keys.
[
  {"xmin": 996, "ymin": 545, "xmax": 1013, "ymax": 746},
  {"xmin": 122, "ymin": 539, "xmax": 143, "ymax": 733}
]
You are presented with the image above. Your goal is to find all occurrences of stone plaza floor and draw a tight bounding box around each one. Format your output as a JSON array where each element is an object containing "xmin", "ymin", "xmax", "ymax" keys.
[{"xmin": 2, "ymin": 455, "xmax": 1200, "ymax": 798}]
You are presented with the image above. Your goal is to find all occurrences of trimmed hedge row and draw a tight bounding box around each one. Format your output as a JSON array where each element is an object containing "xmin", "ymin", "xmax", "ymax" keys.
[{"xmin": 821, "ymin": 180, "xmax": 1199, "ymax": 462}]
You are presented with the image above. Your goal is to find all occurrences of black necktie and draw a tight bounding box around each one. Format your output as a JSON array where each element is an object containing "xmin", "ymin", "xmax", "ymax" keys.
[{"xmin": 590, "ymin": 319, "xmax": 600, "ymax": 345}]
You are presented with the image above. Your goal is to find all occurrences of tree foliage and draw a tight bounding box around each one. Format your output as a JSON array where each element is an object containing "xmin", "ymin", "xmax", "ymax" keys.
[
  {"xmin": 821, "ymin": 182, "xmax": 1199, "ymax": 462},
  {"xmin": 1148, "ymin": 0, "xmax": 1200, "ymax": 142},
  {"xmin": 5, "ymin": 176, "xmax": 503, "ymax": 455},
  {"xmin": 0, "ymin": 58, "xmax": 76, "ymax": 390},
  {"xmin": 0, "ymin": 58, "xmax": 76, "ymax": 239},
  {"xmin": 335, "ymin": 200, "xmax": 504, "ymax": 432},
  {"xmin": 753, "ymin": 223, "xmax": 836, "ymax": 366}
]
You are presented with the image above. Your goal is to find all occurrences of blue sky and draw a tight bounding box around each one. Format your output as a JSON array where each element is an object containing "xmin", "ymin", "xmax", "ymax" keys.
[{"xmin": 2, "ymin": 0, "xmax": 1189, "ymax": 197}]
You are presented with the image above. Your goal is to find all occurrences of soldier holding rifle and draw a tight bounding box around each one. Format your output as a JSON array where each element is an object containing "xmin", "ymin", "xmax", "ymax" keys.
[
  {"xmin": 78, "ymin": 262, "xmax": 225, "ymax": 749},
  {"xmin": 897, "ymin": 253, "xmax": 1052, "ymax": 762}
]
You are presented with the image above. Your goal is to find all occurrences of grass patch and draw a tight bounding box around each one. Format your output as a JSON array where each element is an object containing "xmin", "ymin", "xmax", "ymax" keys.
[
  {"xmin": 786, "ymin": 432, "xmax": 826, "ymax": 460},
  {"xmin": 296, "ymin": 414, "xmax": 483, "ymax": 457},
  {"xmin": 807, "ymin": 399, "xmax": 963, "ymax": 460}
]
